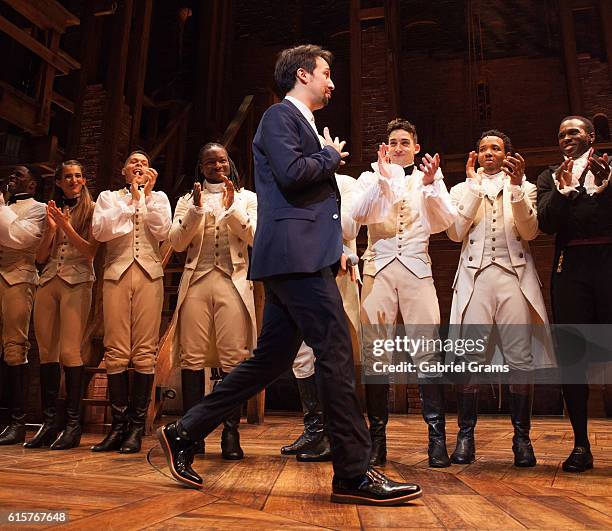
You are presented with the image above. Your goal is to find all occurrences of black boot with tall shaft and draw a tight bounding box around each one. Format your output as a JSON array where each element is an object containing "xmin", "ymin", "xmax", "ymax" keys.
[
  {"xmin": 180, "ymin": 369, "xmax": 205, "ymax": 455},
  {"xmin": 419, "ymin": 381, "xmax": 451, "ymax": 468},
  {"xmin": 25, "ymin": 363, "xmax": 61, "ymax": 448},
  {"xmin": 0, "ymin": 364, "xmax": 29, "ymax": 445},
  {"xmin": 91, "ymin": 371, "xmax": 129, "ymax": 452},
  {"xmin": 451, "ymin": 386, "xmax": 478, "ymax": 465},
  {"xmin": 120, "ymin": 372, "xmax": 154, "ymax": 453},
  {"xmin": 282, "ymin": 375, "xmax": 326, "ymax": 455},
  {"xmin": 509, "ymin": 385, "xmax": 536, "ymax": 467},
  {"xmin": 51, "ymin": 366, "xmax": 84, "ymax": 450},
  {"xmin": 366, "ymin": 382, "xmax": 389, "ymax": 466}
]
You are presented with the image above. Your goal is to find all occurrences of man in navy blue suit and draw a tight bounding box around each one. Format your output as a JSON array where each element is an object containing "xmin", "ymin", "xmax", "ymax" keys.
[{"xmin": 157, "ymin": 45, "xmax": 421, "ymax": 505}]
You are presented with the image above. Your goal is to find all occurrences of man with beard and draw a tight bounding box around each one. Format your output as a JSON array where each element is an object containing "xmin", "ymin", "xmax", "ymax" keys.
[
  {"xmin": 537, "ymin": 116, "xmax": 611, "ymax": 472},
  {"xmin": 157, "ymin": 44, "xmax": 421, "ymax": 505},
  {"xmin": 91, "ymin": 151, "xmax": 171, "ymax": 454},
  {"xmin": 0, "ymin": 166, "xmax": 46, "ymax": 445}
]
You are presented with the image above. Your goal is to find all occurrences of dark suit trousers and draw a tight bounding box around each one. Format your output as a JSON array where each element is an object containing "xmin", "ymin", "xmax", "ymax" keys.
[
  {"xmin": 551, "ymin": 244, "xmax": 612, "ymax": 445},
  {"xmin": 180, "ymin": 267, "xmax": 372, "ymax": 479}
]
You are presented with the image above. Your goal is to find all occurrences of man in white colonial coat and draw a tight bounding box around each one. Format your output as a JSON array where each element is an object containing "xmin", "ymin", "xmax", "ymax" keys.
[
  {"xmin": 352, "ymin": 119, "xmax": 456, "ymax": 468},
  {"xmin": 447, "ymin": 130, "xmax": 555, "ymax": 467},
  {"xmin": 169, "ymin": 143, "xmax": 257, "ymax": 460}
]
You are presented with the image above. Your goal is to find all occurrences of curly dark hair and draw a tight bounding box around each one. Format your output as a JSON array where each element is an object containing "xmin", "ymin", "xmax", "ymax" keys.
[
  {"xmin": 387, "ymin": 118, "xmax": 418, "ymax": 143},
  {"xmin": 477, "ymin": 129, "xmax": 514, "ymax": 154}
]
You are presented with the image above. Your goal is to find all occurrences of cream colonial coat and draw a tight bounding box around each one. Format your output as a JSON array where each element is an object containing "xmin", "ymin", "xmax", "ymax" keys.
[
  {"xmin": 169, "ymin": 188, "xmax": 258, "ymax": 368},
  {"xmin": 447, "ymin": 179, "xmax": 555, "ymax": 367}
]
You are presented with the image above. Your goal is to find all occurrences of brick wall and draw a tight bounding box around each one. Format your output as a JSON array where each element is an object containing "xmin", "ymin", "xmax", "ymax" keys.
[
  {"xmin": 578, "ymin": 55, "xmax": 612, "ymax": 120},
  {"xmin": 361, "ymin": 23, "xmax": 390, "ymax": 161},
  {"xmin": 76, "ymin": 84, "xmax": 133, "ymax": 196}
]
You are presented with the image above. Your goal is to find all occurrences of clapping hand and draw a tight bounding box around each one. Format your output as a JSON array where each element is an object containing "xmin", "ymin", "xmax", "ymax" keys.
[
  {"xmin": 588, "ymin": 152, "xmax": 611, "ymax": 186},
  {"xmin": 47, "ymin": 200, "xmax": 70, "ymax": 231},
  {"xmin": 377, "ymin": 143, "xmax": 391, "ymax": 178},
  {"xmin": 466, "ymin": 151, "xmax": 482, "ymax": 185},
  {"xmin": 323, "ymin": 127, "xmax": 349, "ymax": 165},
  {"xmin": 420, "ymin": 153, "xmax": 440, "ymax": 186},
  {"xmin": 555, "ymin": 158, "xmax": 574, "ymax": 189},
  {"xmin": 221, "ymin": 175, "xmax": 235, "ymax": 209},
  {"xmin": 503, "ymin": 153, "xmax": 525, "ymax": 186},
  {"xmin": 193, "ymin": 182, "xmax": 202, "ymax": 207}
]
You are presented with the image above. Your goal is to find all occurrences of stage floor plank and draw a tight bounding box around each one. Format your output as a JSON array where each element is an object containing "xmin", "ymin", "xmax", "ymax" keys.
[{"xmin": 0, "ymin": 415, "xmax": 610, "ymax": 530}]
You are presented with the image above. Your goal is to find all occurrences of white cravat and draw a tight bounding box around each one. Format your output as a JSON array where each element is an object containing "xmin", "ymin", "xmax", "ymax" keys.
[
  {"xmin": 201, "ymin": 180, "xmax": 225, "ymax": 219},
  {"xmin": 481, "ymin": 170, "xmax": 505, "ymax": 199}
]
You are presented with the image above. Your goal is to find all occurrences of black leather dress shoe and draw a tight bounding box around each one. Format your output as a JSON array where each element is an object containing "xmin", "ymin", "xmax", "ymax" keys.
[
  {"xmin": 157, "ymin": 423, "xmax": 203, "ymax": 489},
  {"xmin": 331, "ymin": 467, "xmax": 422, "ymax": 506},
  {"xmin": 562, "ymin": 446, "xmax": 593, "ymax": 472}
]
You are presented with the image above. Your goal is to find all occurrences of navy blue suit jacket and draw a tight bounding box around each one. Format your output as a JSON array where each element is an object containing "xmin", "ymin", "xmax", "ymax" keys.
[{"xmin": 249, "ymin": 99, "xmax": 343, "ymax": 280}]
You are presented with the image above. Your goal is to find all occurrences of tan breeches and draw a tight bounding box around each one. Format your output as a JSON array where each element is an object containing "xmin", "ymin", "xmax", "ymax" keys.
[
  {"xmin": 179, "ymin": 269, "xmax": 250, "ymax": 372},
  {"xmin": 34, "ymin": 278, "xmax": 93, "ymax": 366},
  {"xmin": 361, "ymin": 259, "xmax": 441, "ymax": 370},
  {"xmin": 460, "ymin": 265, "xmax": 533, "ymax": 370},
  {"xmin": 103, "ymin": 263, "xmax": 163, "ymax": 375},
  {"xmin": 0, "ymin": 278, "xmax": 35, "ymax": 366}
]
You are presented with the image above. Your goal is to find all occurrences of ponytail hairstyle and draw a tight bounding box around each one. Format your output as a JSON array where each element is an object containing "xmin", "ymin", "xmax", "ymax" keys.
[
  {"xmin": 53, "ymin": 159, "xmax": 95, "ymax": 239},
  {"xmin": 196, "ymin": 142, "xmax": 243, "ymax": 191}
]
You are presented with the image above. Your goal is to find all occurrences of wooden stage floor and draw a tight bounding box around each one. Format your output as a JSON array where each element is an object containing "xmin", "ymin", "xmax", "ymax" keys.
[{"xmin": 0, "ymin": 415, "xmax": 610, "ymax": 530}]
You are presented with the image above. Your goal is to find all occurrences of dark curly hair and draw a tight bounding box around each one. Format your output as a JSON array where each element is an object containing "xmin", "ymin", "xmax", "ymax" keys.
[
  {"xmin": 387, "ymin": 118, "xmax": 418, "ymax": 143},
  {"xmin": 477, "ymin": 129, "xmax": 514, "ymax": 154}
]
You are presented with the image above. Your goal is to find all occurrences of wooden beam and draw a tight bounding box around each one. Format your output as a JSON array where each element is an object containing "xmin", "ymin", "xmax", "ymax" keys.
[
  {"xmin": 350, "ymin": 0, "xmax": 363, "ymax": 164},
  {"xmin": 558, "ymin": 0, "xmax": 583, "ymax": 114},
  {"xmin": 35, "ymin": 30, "xmax": 60, "ymax": 131},
  {"xmin": 66, "ymin": 2, "xmax": 100, "ymax": 156},
  {"xmin": 360, "ymin": 6, "xmax": 384, "ymax": 21},
  {"xmin": 384, "ymin": 0, "xmax": 400, "ymax": 120},
  {"xmin": 2, "ymin": 0, "xmax": 79, "ymax": 33},
  {"xmin": 51, "ymin": 91, "xmax": 74, "ymax": 113},
  {"xmin": 0, "ymin": 15, "xmax": 80, "ymax": 74},
  {"xmin": 149, "ymin": 103, "xmax": 193, "ymax": 160},
  {"xmin": 126, "ymin": 0, "xmax": 153, "ymax": 148},
  {"xmin": 0, "ymin": 81, "xmax": 46, "ymax": 135},
  {"xmin": 221, "ymin": 95, "xmax": 254, "ymax": 148},
  {"xmin": 98, "ymin": 0, "xmax": 134, "ymax": 190}
]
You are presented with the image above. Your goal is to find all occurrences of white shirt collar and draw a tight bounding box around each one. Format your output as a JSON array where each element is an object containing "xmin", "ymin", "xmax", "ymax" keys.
[
  {"xmin": 285, "ymin": 96, "xmax": 316, "ymax": 126},
  {"xmin": 203, "ymin": 180, "xmax": 225, "ymax": 194},
  {"xmin": 481, "ymin": 170, "xmax": 505, "ymax": 181}
]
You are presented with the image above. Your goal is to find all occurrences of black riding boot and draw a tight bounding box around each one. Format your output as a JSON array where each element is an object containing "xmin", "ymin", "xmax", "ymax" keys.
[
  {"xmin": 91, "ymin": 371, "xmax": 129, "ymax": 452},
  {"xmin": 181, "ymin": 369, "xmax": 205, "ymax": 455},
  {"xmin": 419, "ymin": 381, "xmax": 450, "ymax": 468},
  {"xmin": 0, "ymin": 364, "xmax": 29, "ymax": 445},
  {"xmin": 221, "ymin": 403, "xmax": 244, "ymax": 460},
  {"xmin": 282, "ymin": 375, "xmax": 326, "ymax": 455},
  {"xmin": 25, "ymin": 363, "xmax": 60, "ymax": 448},
  {"xmin": 451, "ymin": 386, "xmax": 478, "ymax": 465},
  {"xmin": 366, "ymin": 382, "xmax": 389, "ymax": 466},
  {"xmin": 509, "ymin": 385, "xmax": 536, "ymax": 467},
  {"xmin": 120, "ymin": 372, "xmax": 154, "ymax": 453},
  {"xmin": 51, "ymin": 366, "xmax": 84, "ymax": 450}
]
